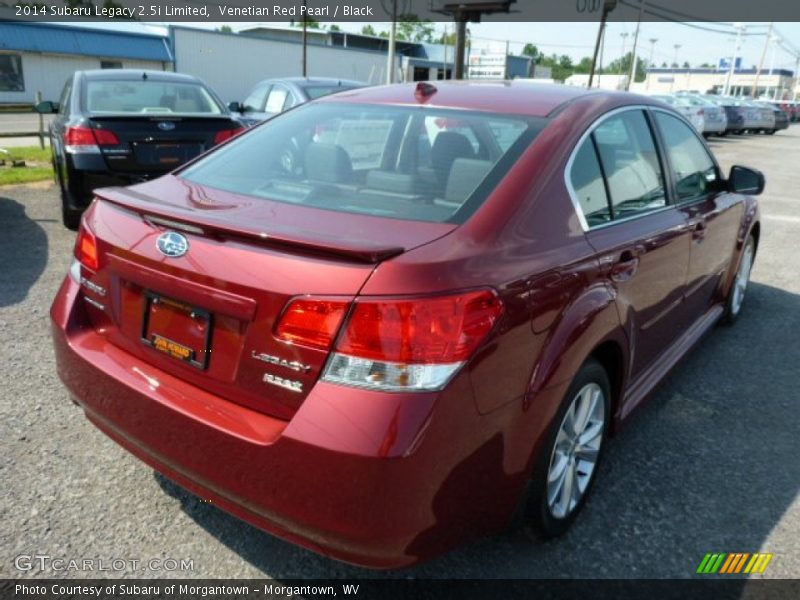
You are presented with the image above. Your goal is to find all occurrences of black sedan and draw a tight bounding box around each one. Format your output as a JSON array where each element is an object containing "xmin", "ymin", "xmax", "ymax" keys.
[
  {"xmin": 36, "ymin": 69, "xmax": 244, "ymax": 229},
  {"xmin": 229, "ymin": 77, "xmax": 364, "ymax": 126}
]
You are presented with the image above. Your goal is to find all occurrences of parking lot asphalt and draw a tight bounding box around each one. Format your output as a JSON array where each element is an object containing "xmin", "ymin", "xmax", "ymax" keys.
[{"xmin": 1, "ymin": 127, "xmax": 798, "ymax": 580}]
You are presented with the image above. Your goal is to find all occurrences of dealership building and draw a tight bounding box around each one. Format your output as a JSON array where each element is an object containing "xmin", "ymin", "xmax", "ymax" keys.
[
  {"xmin": 639, "ymin": 67, "xmax": 799, "ymax": 99},
  {"xmin": 0, "ymin": 21, "xmax": 538, "ymax": 106}
]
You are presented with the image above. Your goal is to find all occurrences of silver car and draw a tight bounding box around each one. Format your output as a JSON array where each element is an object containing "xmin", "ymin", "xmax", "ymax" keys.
[
  {"xmin": 677, "ymin": 94, "xmax": 728, "ymax": 136},
  {"xmin": 649, "ymin": 95, "xmax": 705, "ymax": 133}
]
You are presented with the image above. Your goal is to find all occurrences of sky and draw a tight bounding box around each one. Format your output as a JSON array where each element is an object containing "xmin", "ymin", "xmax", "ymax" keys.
[{"xmin": 65, "ymin": 20, "xmax": 800, "ymax": 73}]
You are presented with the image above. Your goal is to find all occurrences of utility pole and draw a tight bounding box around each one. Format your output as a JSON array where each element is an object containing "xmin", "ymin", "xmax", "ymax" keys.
[
  {"xmin": 670, "ymin": 44, "xmax": 681, "ymax": 92},
  {"xmin": 646, "ymin": 38, "xmax": 657, "ymax": 90},
  {"xmin": 301, "ymin": 0, "xmax": 307, "ymax": 77},
  {"xmin": 596, "ymin": 25, "xmax": 606, "ymax": 88},
  {"xmin": 723, "ymin": 23, "xmax": 745, "ymax": 97},
  {"xmin": 386, "ymin": 0, "xmax": 397, "ymax": 84},
  {"xmin": 767, "ymin": 35, "xmax": 780, "ymax": 99},
  {"xmin": 588, "ymin": 0, "xmax": 617, "ymax": 89},
  {"xmin": 454, "ymin": 17, "xmax": 467, "ymax": 79},
  {"xmin": 753, "ymin": 22, "xmax": 773, "ymax": 99},
  {"xmin": 626, "ymin": 0, "xmax": 645, "ymax": 91},
  {"xmin": 794, "ymin": 55, "xmax": 800, "ymax": 101}
]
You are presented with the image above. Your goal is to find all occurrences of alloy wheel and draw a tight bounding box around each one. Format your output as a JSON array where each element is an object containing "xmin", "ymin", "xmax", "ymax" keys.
[{"xmin": 546, "ymin": 382, "xmax": 606, "ymax": 519}]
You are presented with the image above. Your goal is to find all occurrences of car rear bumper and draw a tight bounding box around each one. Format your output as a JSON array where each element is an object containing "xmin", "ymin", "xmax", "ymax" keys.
[
  {"xmin": 50, "ymin": 275, "xmax": 559, "ymax": 568},
  {"xmin": 67, "ymin": 155, "xmax": 169, "ymax": 206}
]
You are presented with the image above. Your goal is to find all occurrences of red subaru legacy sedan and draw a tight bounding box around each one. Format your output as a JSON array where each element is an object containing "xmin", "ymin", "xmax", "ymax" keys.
[{"xmin": 51, "ymin": 82, "xmax": 763, "ymax": 568}]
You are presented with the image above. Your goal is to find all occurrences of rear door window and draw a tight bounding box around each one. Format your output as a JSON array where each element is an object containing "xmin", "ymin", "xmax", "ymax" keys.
[
  {"xmin": 592, "ymin": 111, "xmax": 667, "ymax": 219},
  {"xmin": 653, "ymin": 112, "xmax": 719, "ymax": 202}
]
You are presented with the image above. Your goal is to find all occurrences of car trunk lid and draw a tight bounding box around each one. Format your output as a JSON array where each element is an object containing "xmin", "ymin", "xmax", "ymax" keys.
[
  {"xmin": 77, "ymin": 176, "xmax": 456, "ymax": 419},
  {"xmin": 88, "ymin": 116, "xmax": 241, "ymax": 176}
]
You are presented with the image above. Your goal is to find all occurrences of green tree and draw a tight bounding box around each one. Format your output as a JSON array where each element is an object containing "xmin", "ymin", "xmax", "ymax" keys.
[
  {"xmin": 604, "ymin": 52, "xmax": 648, "ymax": 82},
  {"xmin": 574, "ymin": 56, "xmax": 594, "ymax": 74},
  {"xmin": 522, "ymin": 43, "xmax": 543, "ymax": 62},
  {"xmin": 329, "ymin": 24, "xmax": 341, "ymax": 32},
  {"xmin": 292, "ymin": 17, "xmax": 320, "ymax": 28},
  {"xmin": 361, "ymin": 25, "xmax": 378, "ymax": 36},
  {"xmin": 217, "ymin": 25, "xmax": 233, "ymax": 33},
  {"xmin": 397, "ymin": 14, "xmax": 435, "ymax": 43}
]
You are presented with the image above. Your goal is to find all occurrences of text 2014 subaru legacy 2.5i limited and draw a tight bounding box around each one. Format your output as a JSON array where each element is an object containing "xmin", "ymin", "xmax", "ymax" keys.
[{"xmin": 51, "ymin": 81, "xmax": 763, "ymax": 568}]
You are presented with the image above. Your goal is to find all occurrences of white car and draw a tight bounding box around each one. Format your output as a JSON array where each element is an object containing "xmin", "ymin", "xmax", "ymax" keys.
[{"xmin": 678, "ymin": 95, "xmax": 729, "ymax": 136}]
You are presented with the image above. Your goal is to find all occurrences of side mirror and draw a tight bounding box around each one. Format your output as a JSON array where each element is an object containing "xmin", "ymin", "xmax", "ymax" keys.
[
  {"xmin": 34, "ymin": 100, "xmax": 58, "ymax": 114},
  {"xmin": 227, "ymin": 101, "xmax": 242, "ymax": 113},
  {"xmin": 728, "ymin": 165, "xmax": 765, "ymax": 196}
]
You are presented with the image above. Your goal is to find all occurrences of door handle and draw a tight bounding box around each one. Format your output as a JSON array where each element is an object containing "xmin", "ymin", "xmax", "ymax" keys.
[
  {"xmin": 609, "ymin": 247, "xmax": 642, "ymax": 282},
  {"xmin": 691, "ymin": 220, "xmax": 707, "ymax": 242}
]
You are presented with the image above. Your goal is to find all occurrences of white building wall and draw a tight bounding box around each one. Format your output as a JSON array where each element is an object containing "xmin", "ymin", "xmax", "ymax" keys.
[
  {"xmin": 172, "ymin": 28, "xmax": 397, "ymax": 104},
  {"xmin": 0, "ymin": 53, "xmax": 165, "ymax": 104}
]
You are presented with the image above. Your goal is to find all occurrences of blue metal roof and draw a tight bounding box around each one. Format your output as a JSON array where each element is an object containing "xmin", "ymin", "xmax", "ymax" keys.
[{"xmin": 0, "ymin": 22, "xmax": 173, "ymax": 63}]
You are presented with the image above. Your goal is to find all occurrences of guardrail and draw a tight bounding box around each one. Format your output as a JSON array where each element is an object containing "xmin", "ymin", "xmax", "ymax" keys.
[{"xmin": 0, "ymin": 91, "xmax": 47, "ymax": 149}]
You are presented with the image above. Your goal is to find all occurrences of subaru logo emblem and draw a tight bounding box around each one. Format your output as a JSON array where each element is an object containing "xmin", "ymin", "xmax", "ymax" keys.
[
  {"xmin": 157, "ymin": 121, "xmax": 176, "ymax": 131},
  {"xmin": 156, "ymin": 232, "xmax": 189, "ymax": 258}
]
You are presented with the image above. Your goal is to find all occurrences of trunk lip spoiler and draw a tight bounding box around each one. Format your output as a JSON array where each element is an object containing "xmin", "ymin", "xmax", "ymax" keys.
[{"xmin": 93, "ymin": 187, "xmax": 406, "ymax": 264}]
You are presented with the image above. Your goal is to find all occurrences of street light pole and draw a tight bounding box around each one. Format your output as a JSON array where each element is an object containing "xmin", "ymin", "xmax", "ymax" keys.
[
  {"xmin": 646, "ymin": 37, "xmax": 657, "ymax": 90},
  {"xmin": 670, "ymin": 44, "xmax": 681, "ymax": 92},
  {"xmin": 723, "ymin": 23, "xmax": 745, "ymax": 97},
  {"xmin": 618, "ymin": 32, "xmax": 629, "ymax": 76}
]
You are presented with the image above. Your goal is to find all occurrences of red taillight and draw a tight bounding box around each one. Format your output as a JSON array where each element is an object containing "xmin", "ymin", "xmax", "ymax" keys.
[
  {"xmin": 213, "ymin": 127, "xmax": 244, "ymax": 145},
  {"xmin": 74, "ymin": 223, "xmax": 98, "ymax": 271},
  {"xmin": 275, "ymin": 298, "xmax": 349, "ymax": 351},
  {"xmin": 337, "ymin": 290, "xmax": 503, "ymax": 364},
  {"xmin": 93, "ymin": 128, "xmax": 120, "ymax": 145},
  {"xmin": 65, "ymin": 126, "xmax": 119, "ymax": 147}
]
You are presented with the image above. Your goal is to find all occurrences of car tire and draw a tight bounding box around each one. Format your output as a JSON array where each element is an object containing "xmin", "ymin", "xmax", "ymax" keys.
[
  {"xmin": 57, "ymin": 172, "xmax": 82, "ymax": 231},
  {"xmin": 723, "ymin": 235, "xmax": 755, "ymax": 325},
  {"xmin": 521, "ymin": 358, "xmax": 611, "ymax": 540},
  {"xmin": 767, "ymin": 129, "xmax": 776, "ymax": 135}
]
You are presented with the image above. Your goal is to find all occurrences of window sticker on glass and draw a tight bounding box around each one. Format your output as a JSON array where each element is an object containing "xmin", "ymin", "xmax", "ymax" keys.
[{"xmin": 333, "ymin": 119, "xmax": 394, "ymax": 170}]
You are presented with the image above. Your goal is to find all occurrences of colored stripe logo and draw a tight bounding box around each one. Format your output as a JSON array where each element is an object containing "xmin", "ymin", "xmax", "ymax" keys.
[{"xmin": 696, "ymin": 553, "xmax": 773, "ymax": 574}]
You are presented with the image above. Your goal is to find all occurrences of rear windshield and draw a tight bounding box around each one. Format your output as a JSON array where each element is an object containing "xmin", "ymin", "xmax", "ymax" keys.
[
  {"xmin": 85, "ymin": 80, "xmax": 223, "ymax": 115},
  {"xmin": 180, "ymin": 102, "xmax": 545, "ymax": 223},
  {"xmin": 304, "ymin": 85, "xmax": 360, "ymax": 100}
]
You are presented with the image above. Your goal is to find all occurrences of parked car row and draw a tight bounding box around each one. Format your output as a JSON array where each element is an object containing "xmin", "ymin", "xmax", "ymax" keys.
[
  {"xmin": 648, "ymin": 92, "xmax": 792, "ymax": 138},
  {"xmin": 35, "ymin": 70, "xmax": 364, "ymax": 229}
]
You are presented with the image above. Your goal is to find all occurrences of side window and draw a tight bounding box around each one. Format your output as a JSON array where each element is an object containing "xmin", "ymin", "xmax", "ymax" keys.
[
  {"xmin": 653, "ymin": 112, "xmax": 719, "ymax": 202},
  {"xmin": 242, "ymin": 83, "xmax": 269, "ymax": 112},
  {"xmin": 569, "ymin": 137, "xmax": 611, "ymax": 227},
  {"xmin": 593, "ymin": 110, "xmax": 666, "ymax": 219},
  {"xmin": 265, "ymin": 86, "xmax": 289, "ymax": 114},
  {"xmin": 58, "ymin": 80, "xmax": 72, "ymax": 115}
]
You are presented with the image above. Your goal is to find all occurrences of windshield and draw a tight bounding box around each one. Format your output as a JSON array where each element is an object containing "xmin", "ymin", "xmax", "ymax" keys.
[
  {"xmin": 85, "ymin": 80, "xmax": 223, "ymax": 115},
  {"xmin": 180, "ymin": 102, "xmax": 545, "ymax": 224}
]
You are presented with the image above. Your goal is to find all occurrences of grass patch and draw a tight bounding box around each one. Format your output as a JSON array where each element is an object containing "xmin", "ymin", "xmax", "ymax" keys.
[{"xmin": 0, "ymin": 145, "xmax": 54, "ymax": 186}]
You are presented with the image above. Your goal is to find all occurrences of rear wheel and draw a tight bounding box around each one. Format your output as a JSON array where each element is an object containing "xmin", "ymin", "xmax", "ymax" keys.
[
  {"xmin": 57, "ymin": 170, "xmax": 82, "ymax": 231},
  {"xmin": 723, "ymin": 235, "xmax": 755, "ymax": 324},
  {"xmin": 523, "ymin": 359, "xmax": 610, "ymax": 539}
]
